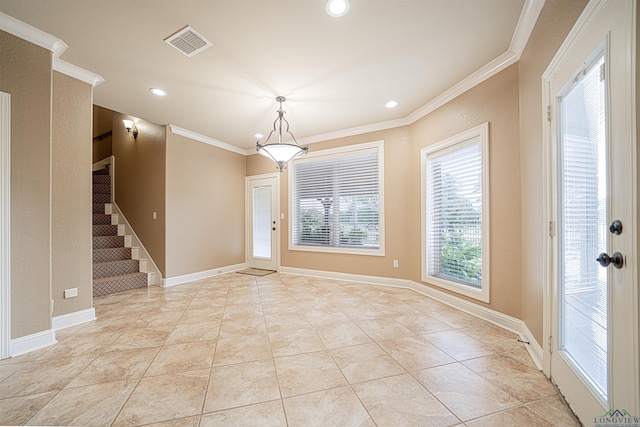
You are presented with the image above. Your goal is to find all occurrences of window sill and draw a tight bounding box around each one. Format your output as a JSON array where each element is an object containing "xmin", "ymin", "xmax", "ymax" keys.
[
  {"xmin": 421, "ymin": 273, "xmax": 489, "ymax": 303},
  {"xmin": 289, "ymin": 244, "xmax": 385, "ymax": 257}
]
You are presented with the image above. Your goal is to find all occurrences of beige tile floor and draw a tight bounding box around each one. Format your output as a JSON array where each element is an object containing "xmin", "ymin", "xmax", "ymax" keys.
[{"xmin": 0, "ymin": 273, "xmax": 581, "ymax": 426}]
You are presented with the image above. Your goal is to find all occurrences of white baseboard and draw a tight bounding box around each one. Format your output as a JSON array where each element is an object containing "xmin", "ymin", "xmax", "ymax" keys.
[
  {"xmin": 52, "ymin": 308, "xmax": 96, "ymax": 331},
  {"xmin": 519, "ymin": 321, "xmax": 544, "ymax": 370},
  {"xmin": 163, "ymin": 263, "xmax": 246, "ymax": 287},
  {"xmin": 10, "ymin": 328, "xmax": 56, "ymax": 357},
  {"xmin": 279, "ymin": 266, "xmax": 409, "ymax": 288},
  {"xmin": 107, "ymin": 202, "xmax": 162, "ymax": 286},
  {"xmin": 280, "ymin": 266, "xmax": 544, "ymax": 370}
]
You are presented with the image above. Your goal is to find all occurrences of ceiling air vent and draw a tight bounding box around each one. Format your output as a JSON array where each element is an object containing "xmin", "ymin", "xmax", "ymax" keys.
[{"xmin": 164, "ymin": 26, "xmax": 212, "ymax": 57}]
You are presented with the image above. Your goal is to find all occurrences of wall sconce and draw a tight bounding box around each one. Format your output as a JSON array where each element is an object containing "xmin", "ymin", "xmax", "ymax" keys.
[{"xmin": 122, "ymin": 119, "xmax": 138, "ymax": 140}]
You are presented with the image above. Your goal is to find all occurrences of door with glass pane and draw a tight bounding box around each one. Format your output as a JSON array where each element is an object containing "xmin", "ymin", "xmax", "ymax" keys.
[
  {"xmin": 247, "ymin": 175, "xmax": 278, "ymax": 271},
  {"xmin": 547, "ymin": 0, "xmax": 637, "ymax": 422}
]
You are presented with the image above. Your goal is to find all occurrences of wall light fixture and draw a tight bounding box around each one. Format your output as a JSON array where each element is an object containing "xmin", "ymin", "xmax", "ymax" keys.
[{"xmin": 123, "ymin": 119, "xmax": 138, "ymax": 140}]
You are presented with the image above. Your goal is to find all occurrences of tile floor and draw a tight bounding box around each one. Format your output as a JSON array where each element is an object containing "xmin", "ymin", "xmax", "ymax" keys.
[{"xmin": 0, "ymin": 273, "xmax": 581, "ymax": 426}]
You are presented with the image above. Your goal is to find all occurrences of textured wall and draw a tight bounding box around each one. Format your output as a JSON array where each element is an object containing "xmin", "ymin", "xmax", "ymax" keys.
[
  {"xmin": 165, "ymin": 130, "xmax": 246, "ymax": 278},
  {"xmin": 248, "ymin": 66, "xmax": 522, "ymax": 320},
  {"xmin": 52, "ymin": 71, "xmax": 93, "ymax": 317},
  {"xmin": 0, "ymin": 30, "xmax": 52, "ymax": 338},
  {"xmin": 112, "ymin": 113, "xmax": 166, "ymax": 275},
  {"xmin": 409, "ymin": 64, "xmax": 522, "ymax": 318},
  {"xmin": 518, "ymin": 0, "xmax": 588, "ymax": 344},
  {"xmin": 92, "ymin": 105, "xmax": 112, "ymax": 164},
  {"xmin": 246, "ymin": 126, "xmax": 411, "ymax": 280}
]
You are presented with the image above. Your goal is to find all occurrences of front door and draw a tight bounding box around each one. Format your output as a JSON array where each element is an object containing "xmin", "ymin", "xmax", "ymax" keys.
[
  {"xmin": 246, "ymin": 174, "xmax": 279, "ymax": 271},
  {"xmin": 546, "ymin": 0, "xmax": 638, "ymax": 422}
]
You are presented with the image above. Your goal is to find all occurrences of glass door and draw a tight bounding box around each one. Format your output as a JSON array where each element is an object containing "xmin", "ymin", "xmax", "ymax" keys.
[
  {"xmin": 246, "ymin": 175, "xmax": 278, "ymax": 271},
  {"xmin": 546, "ymin": 0, "xmax": 638, "ymax": 422},
  {"xmin": 558, "ymin": 50, "xmax": 609, "ymax": 403}
]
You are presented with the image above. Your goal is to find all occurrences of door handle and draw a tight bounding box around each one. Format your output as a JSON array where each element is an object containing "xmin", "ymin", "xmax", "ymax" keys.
[
  {"xmin": 596, "ymin": 252, "xmax": 624, "ymax": 269},
  {"xmin": 609, "ymin": 220, "xmax": 623, "ymax": 235}
]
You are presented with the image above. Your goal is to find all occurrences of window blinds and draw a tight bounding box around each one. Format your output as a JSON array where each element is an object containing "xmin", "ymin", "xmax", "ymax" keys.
[
  {"xmin": 558, "ymin": 54, "xmax": 608, "ymax": 398},
  {"xmin": 426, "ymin": 141, "xmax": 483, "ymax": 288},
  {"xmin": 292, "ymin": 148, "xmax": 380, "ymax": 249}
]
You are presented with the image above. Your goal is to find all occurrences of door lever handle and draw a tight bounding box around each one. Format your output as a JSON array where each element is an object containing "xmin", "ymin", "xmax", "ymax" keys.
[{"xmin": 596, "ymin": 252, "xmax": 624, "ymax": 269}]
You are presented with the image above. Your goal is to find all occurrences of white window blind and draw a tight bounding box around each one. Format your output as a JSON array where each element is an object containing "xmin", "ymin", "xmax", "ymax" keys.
[
  {"xmin": 291, "ymin": 143, "xmax": 382, "ymax": 253},
  {"xmin": 420, "ymin": 122, "xmax": 491, "ymax": 302},
  {"xmin": 426, "ymin": 139, "xmax": 484, "ymax": 289},
  {"xmin": 558, "ymin": 54, "xmax": 608, "ymax": 399}
]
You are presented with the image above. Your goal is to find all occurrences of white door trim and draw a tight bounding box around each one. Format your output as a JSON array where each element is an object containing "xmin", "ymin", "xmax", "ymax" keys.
[
  {"xmin": 0, "ymin": 91, "xmax": 11, "ymax": 360},
  {"xmin": 542, "ymin": 0, "xmax": 638, "ymax": 413},
  {"xmin": 245, "ymin": 173, "xmax": 280, "ymax": 271}
]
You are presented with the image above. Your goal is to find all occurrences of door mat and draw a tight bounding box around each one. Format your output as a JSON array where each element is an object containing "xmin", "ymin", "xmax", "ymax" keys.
[{"xmin": 236, "ymin": 268, "xmax": 276, "ymax": 277}]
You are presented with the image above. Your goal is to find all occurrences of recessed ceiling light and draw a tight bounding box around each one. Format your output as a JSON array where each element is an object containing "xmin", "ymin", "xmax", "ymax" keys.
[
  {"xmin": 254, "ymin": 133, "xmax": 264, "ymax": 139},
  {"xmin": 385, "ymin": 100, "xmax": 399, "ymax": 109},
  {"xmin": 326, "ymin": 0, "xmax": 350, "ymax": 17},
  {"xmin": 149, "ymin": 87, "xmax": 168, "ymax": 97}
]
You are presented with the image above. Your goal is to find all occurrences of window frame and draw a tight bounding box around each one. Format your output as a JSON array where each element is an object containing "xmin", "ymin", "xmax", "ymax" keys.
[
  {"xmin": 421, "ymin": 122, "xmax": 490, "ymax": 302},
  {"xmin": 288, "ymin": 140, "xmax": 385, "ymax": 256}
]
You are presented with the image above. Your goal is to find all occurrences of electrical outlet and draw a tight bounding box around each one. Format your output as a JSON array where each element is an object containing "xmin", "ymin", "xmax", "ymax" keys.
[
  {"xmin": 152, "ymin": 211, "xmax": 157, "ymax": 220},
  {"xmin": 393, "ymin": 260, "xmax": 399, "ymax": 268}
]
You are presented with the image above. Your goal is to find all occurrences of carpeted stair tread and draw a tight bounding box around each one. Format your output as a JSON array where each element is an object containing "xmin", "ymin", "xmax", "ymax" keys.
[
  {"xmin": 93, "ymin": 174, "xmax": 110, "ymax": 183},
  {"xmin": 93, "ymin": 214, "xmax": 112, "ymax": 225},
  {"xmin": 93, "ymin": 203, "xmax": 107, "ymax": 214},
  {"xmin": 93, "ymin": 272, "xmax": 148, "ymax": 297},
  {"xmin": 93, "ymin": 247, "xmax": 132, "ymax": 263},
  {"xmin": 91, "ymin": 164, "xmax": 149, "ymax": 296},
  {"xmin": 93, "ymin": 224, "xmax": 118, "ymax": 236},
  {"xmin": 93, "ymin": 183, "xmax": 111, "ymax": 194},
  {"xmin": 93, "ymin": 193, "xmax": 111, "ymax": 204},
  {"xmin": 93, "ymin": 235, "xmax": 125, "ymax": 249},
  {"xmin": 93, "ymin": 259, "xmax": 140, "ymax": 279}
]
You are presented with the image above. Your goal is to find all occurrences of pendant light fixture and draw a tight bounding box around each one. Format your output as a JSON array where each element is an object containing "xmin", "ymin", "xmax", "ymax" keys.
[{"xmin": 256, "ymin": 96, "xmax": 308, "ymax": 172}]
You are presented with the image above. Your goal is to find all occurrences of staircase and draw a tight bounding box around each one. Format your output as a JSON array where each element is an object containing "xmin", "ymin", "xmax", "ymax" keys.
[{"xmin": 92, "ymin": 166, "xmax": 149, "ymax": 297}]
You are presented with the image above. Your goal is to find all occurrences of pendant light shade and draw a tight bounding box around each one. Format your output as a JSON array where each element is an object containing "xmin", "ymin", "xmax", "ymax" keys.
[{"xmin": 256, "ymin": 96, "xmax": 308, "ymax": 172}]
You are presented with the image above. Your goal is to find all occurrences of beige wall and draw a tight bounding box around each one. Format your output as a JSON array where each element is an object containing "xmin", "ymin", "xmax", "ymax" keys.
[
  {"xmin": 248, "ymin": 66, "xmax": 521, "ymax": 320},
  {"xmin": 165, "ymin": 131, "xmax": 246, "ymax": 278},
  {"xmin": 92, "ymin": 105, "xmax": 112, "ymax": 164},
  {"xmin": 112, "ymin": 112, "xmax": 166, "ymax": 275},
  {"xmin": 248, "ymin": 66, "xmax": 521, "ymax": 318},
  {"xmin": 247, "ymin": 127, "xmax": 411, "ymax": 279},
  {"xmin": 51, "ymin": 71, "xmax": 93, "ymax": 317},
  {"xmin": 409, "ymin": 64, "xmax": 522, "ymax": 318},
  {"xmin": 0, "ymin": 30, "xmax": 52, "ymax": 338},
  {"xmin": 518, "ymin": 0, "xmax": 588, "ymax": 344}
]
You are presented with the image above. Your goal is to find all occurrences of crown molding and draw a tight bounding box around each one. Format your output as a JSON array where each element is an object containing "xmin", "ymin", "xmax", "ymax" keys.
[
  {"xmin": 0, "ymin": 11, "xmax": 67, "ymax": 57},
  {"xmin": 245, "ymin": 0, "xmax": 543, "ymax": 149},
  {"xmin": 168, "ymin": 125, "xmax": 247, "ymax": 155},
  {"xmin": 1, "ymin": 0, "xmax": 544, "ymax": 156},
  {"xmin": 509, "ymin": 0, "xmax": 546, "ymax": 56},
  {"xmin": 1, "ymin": 12, "xmax": 104, "ymax": 87},
  {"xmin": 406, "ymin": 50, "xmax": 519, "ymax": 125},
  {"xmin": 53, "ymin": 58, "xmax": 104, "ymax": 87}
]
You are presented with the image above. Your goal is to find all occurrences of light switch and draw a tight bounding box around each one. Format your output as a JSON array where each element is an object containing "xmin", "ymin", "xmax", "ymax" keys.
[
  {"xmin": 153, "ymin": 211, "xmax": 157, "ymax": 220},
  {"xmin": 64, "ymin": 288, "xmax": 78, "ymax": 298}
]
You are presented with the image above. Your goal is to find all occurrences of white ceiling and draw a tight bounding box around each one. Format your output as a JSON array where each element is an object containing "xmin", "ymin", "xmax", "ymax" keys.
[{"xmin": 0, "ymin": 0, "xmax": 533, "ymax": 151}]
